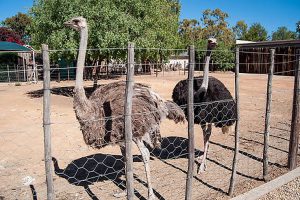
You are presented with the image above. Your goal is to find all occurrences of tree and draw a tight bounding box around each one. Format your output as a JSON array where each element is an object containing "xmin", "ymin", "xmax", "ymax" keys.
[
  {"xmin": 272, "ymin": 26, "xmax": 297, "ymax": 41},
  {"xmin": 296, "ymin": 21, "xmax": 300, "ymax": 39},
  {"xmin": 29, "ymin": 0, "xmax": 180, "ymax": 62},
  {"xmin": 0, "ymin": 27, "xmax": 24, "ymax": 45},
  {"xmin": 201, "ymin": 9, "xmax": 234, "ymax": 45},
  {"xmin": 2, "ymin": 12, "xmax": 31, "ymax": 41},
  {"xmin": 211, "ymin": 42, "xmax": 234, "ymax": 71},
  {"xmin": 244, "ymin": 23, "xmax": 268, "ymax": 41},
  {"xmin": 232, "ymin": 20, "xmax": 248, "ymax": 40},
  {"xmin": 179, "ymin": 19, "xmax": 201, "ymax": 47}
]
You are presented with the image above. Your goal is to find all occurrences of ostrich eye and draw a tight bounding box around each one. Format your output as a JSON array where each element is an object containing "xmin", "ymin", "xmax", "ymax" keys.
[{"xmin": 73, "ymin": 19, "xmax": 80, "ymax": 25}]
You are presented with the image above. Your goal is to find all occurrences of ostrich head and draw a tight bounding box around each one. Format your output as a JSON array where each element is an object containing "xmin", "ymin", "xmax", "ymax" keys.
[
  {"xmin": 207, "ymin": 37, "xmax": 217, "ymax": 50},
  {"xmin": 64, "ymin": 17, "xmax": 87, "ymax": 31}
]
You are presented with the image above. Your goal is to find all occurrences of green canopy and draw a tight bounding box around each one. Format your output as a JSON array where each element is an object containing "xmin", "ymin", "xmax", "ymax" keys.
[{"xmin": 0, "ymin": 41, "xmax": 31, "ymax": 52}]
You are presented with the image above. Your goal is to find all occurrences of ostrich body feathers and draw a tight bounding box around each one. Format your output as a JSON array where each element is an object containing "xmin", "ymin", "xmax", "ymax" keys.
[
  {"xmin": 74, "ymin": 81, "xmax": 185, "ymax": 148},
  {"xmin": 172, "ymin": 76, "xmax": 236, "ymax": 128}
]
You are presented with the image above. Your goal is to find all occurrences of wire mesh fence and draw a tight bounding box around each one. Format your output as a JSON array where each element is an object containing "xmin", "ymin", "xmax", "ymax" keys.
[{"xmin": 0, "ymin": 46, "xmax": 299, "ymax": 200}]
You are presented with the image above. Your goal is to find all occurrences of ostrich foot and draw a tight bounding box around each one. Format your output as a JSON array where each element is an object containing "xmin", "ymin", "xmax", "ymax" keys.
[
  {"xmin": 196, "ymin": 156, "xmax": 207, "ymax": 174},
  {"xmin": 197, "ymin": 162, "xmax": 207, "ymax": 174},
  {"xmin": 148, "ymin": 193, "xmax": 158, "ymax": 200},
  {"xmin": 113, "ymin": 190, "xmax": 127, "ymax": 198}
]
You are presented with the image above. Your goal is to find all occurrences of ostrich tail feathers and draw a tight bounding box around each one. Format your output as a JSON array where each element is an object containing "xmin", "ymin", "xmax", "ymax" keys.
[{"xmin": 165, "ymin": 100, "xmax": 186, "ymax": 123}]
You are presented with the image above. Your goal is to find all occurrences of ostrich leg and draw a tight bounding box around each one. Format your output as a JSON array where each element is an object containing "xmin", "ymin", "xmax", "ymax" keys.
[
  {"xmin": 197, "ymin": 124, "xmax": 212, "ymax": 174},
  {"xmin": 135, "ymin": 139, "xmax": 156, "ymax": 200}
]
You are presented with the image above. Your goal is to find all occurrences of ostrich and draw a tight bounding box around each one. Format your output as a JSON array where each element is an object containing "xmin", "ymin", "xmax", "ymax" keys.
[
  {"xmin": 64, "ymin": 17, "xmax": 185, "ymax": 199},
  {"xmin": 172, "ymin": 38, "xmax": 236, "ymax": 173}
]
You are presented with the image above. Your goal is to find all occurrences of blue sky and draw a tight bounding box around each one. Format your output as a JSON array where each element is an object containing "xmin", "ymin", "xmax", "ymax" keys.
[
  {"xmin": 180, "ymin": 0, "xmax": 300, "ymax": 34},
  {"xmin": 0, "ymin": 0, "xmax": 299, "ymax": 35}
]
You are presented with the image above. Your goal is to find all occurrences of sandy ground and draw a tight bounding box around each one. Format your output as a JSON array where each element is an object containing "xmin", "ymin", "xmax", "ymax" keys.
[
  {"xmin": 0, "ymin": 71, "xmax": 297, "ymax": 200},
  {"xmin": 260, "ymin": 176, "xmax": 300, "ymax": 200}
]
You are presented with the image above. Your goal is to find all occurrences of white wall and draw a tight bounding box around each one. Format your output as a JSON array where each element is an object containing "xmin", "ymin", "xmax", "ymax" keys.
[{"xmin": 168, "ymin": 59, "xmax": 188, "ymax": 70}]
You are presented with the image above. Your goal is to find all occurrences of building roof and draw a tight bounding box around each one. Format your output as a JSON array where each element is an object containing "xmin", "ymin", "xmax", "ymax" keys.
[
  {"xmin": 170, "ymin": 51, "xmax": 188, "ymax": 59},
  {"xmin": 0, "ymin": 41, "xmax": 31, "ymax": 52},
  {"xmin": 236, "ymin": 39, "xmax": 300, "ymax": 48},
  {"xmin": 236, "ymin": 40, "xmax": 256, "ymax": 45}
]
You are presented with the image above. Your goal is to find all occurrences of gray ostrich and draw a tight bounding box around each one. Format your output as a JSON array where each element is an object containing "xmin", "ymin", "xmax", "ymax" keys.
[
  {"xmin": 64, "ymin": 17, "xmax": 185, "ymax": 199},
  {"xmin": 172, "ymin": 38, "xmax": 236, "ymax": 173}
]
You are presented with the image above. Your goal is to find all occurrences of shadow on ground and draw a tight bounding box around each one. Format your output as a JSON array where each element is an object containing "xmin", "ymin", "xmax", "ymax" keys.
[
  {"xmin": 51, "ymin": 135, "xmax": 286, "ymax": 199},
  {"xmin": 52, "ymin": 153, "xmax": 164, "ymax": 200}
]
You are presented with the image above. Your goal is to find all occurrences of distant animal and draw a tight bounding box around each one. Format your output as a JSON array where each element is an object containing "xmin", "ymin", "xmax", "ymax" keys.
[
  {"xmin": 172, "ymin": 38, "xmax": 236, "ymax": 173},
  {"xmin": 64, "ymin": 16, "xmax": 185, "ymax": 199}
]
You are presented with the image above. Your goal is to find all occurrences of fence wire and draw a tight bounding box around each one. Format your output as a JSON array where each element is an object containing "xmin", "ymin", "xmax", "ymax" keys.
[{"xmin": 0, "ymin": 48, "xmax": 298, "ymax": 200}]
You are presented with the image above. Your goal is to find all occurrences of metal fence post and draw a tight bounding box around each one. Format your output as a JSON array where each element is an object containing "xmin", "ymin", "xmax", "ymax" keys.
[
  {"xmin": 124, "ymin": 42, "xmax": 135, "ymax": 200},
  {"xmin": 185, "ymin": 45, "xmax": 195, "ymax": 200},
  {"xmin": 42, "ymin": 44, "xmax": 54, "ymax": 200},
  {"xmin": 263, "ymin": 48, "xmax": 275, "ymax": 181},
  {"xmin": 288, "ymin": 49, "xmax": 300, "ymax": 170},
  {"xmin": 229, "ymin": 47, "xmax": 240, "ymax": 196}
]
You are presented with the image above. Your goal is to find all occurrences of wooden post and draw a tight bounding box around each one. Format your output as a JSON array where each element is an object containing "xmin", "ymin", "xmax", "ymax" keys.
[
  {"xmin": 156, "ymin": 49, "xmax": 159, "ymax": 77},
  {"xmin": 32, "ymin": 51, "xmax": 37, "ymax": 83},
  {"xmin": 184, "ymin": 60, "xmax": 186, "ymax": 75},
  {"xmin": 23, "ymin": 57, "xmax": 26, "ymax": 81},
  {"xmin": 185, "ymin": 45, "xmax": 195, "ymax": 200},
  {"xmin": 7, "ymin": 65, "xmax": 10, "ymax": 82},
  {"xmin": 55, "ymin": 64, "xmax": 61, "ymax": 83},
  {"xmin": 42, "ymin": 44, "xmax": 54, "ymax": 200},
  {"xmin": 17, "ymin": 65, "xmax": 20, "ymax": 82},
  {"xmin": 14, "ymin": 65, "xmax": 17, "ymax": 82},
  {"xmin": 57, "ymin": 64, "xmax": 61, "ymax": 83},
  {"xmin": 67, "ymin": 65, "xmax": 70, "ymax": 81},
  {"xmin": 229, "ymin": 47, "xmax": 240, "ymax": 196},
  {"xmin": 124, "ymin": 42, "xmax": 135, "ymax": 200},
  {"xmin": 263, "ymin": 49, "xmax": 275, "ymax": 181},
  {"xmin": 106, "ymin": 63, "xmax": 109, "ymax": 79},
  {"xmin": 288, "ymin": 49, "xmax": 300, "ymax": 170}
]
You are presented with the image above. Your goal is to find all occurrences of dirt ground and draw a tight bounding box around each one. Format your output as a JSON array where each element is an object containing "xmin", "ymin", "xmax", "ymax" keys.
[{"xmin": 0, "ymin": 71, "xmax": 297, "ymax": 200}]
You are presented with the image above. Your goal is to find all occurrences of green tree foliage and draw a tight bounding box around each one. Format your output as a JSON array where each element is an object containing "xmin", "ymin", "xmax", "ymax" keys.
[
  {"xmin": 201, "ymin": 9, "xmax": 234, "ymax": 45},
  {"xmin": 211, "ymin": 42, "xmax": 234, "ymax": 71},
  {"xmin": 30, "ymin": 0, "xmax": 180, "ymax": 62},
  {"xmin": 296, "ymin": 21, "xmax": 300, "ymax": 39},
  {"xmin": 2, "ymin": 13, "xmax": 31, "ymax": 41},
  {"xmin": 232, "ymin": 20, "xmax": 248, "ymax": 40},
  {"xmin": 244, "ymin": 23, "xmax": 268, "ymax": 41},
  {"xmin": 179, "ymin": 8, "xmax": 234, "ymax": 71},
  {"xmin": 272, "ymin": 26, "xmax": 297, "ymax": 41},
  {"xmin": 178, "ymin": 19, "xmax": 200, "ymax": 47}
]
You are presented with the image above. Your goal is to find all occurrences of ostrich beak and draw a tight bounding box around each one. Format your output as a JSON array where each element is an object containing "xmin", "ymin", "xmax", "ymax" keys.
[{"xmin": 64, "ymin": 20, "xmax": 73, "ymax": 27}]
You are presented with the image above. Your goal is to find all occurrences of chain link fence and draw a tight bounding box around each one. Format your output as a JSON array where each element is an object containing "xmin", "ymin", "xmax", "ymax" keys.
[{"xmin": 0, "ymin": 46, "xmax": 299, "ymax": 200}]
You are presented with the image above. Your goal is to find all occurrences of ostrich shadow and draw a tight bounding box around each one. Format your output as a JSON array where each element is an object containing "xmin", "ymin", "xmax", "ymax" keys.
[
  {"xmin": 209, "ymin": 140, "xmax": 286, "ymax": 169},
  {"xmin": 27, "ymin": 86, "xmax": 94, "ymax": 98},
  {"xmin": 147, "ymin": 136, "xmax": 265, "ymax": 190},
  {"xmin": 27, "ymin": 77, "xmax": 122, "ymax": 99},
  {"xmin": 52, "ymin": 154, "xmax": 164, "ymax": 200}
]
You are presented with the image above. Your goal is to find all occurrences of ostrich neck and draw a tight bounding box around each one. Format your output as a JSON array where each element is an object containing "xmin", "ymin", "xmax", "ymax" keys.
[
  {"xmin": 75, "ymin": 26, "xmax": 88, "ymax": 90},
  {"xmin": 200, "ymin": 49, "xmax": 212, "ymax": 92},
  {"xmin": 74, "ymin": 26, "xmax": 92, "ymax": 115}
]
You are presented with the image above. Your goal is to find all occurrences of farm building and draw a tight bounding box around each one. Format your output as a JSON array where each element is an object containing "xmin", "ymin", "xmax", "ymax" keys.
[
  {"xmin": 168, "ymin": 51, "xmax": 188, "ymax": 70},
  {"xmin": 236, "ymin": 39, "xmax": 300, "ymax": 76},
  {"xmin": 0, "ymin": 41, "xmax": 37, "ymax": 82}
]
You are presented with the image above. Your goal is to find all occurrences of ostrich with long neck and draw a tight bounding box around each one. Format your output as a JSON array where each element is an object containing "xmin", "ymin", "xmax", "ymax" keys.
[
  {"xmin": 64, "ymin": 17, "xmax": 185, "ymax": 199},
  {"xmin": 172, "ymin": 38, "xmax": 236, "ymax": 173}
]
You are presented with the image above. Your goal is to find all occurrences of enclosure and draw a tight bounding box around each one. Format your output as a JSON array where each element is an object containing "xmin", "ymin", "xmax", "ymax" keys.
[{"xmin": 0, "ymin": 44, "xmax": 299, "ymax": 200}]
